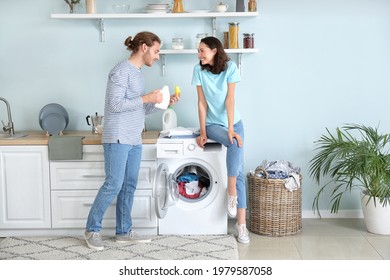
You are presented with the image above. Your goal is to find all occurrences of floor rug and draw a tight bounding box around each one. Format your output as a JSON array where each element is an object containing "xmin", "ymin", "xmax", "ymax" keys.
[{"xmin": 0, "ymin": 235, "xmax": 238, "ymax": 260}]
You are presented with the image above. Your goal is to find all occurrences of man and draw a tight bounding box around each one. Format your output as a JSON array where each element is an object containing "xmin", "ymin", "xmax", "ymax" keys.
[{"xmin": 84, "ymin": 31, "xmax": 179, "ymax": 251}]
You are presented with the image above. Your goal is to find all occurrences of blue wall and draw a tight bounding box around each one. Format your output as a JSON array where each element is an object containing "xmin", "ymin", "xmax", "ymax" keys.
[{"xmin": 1, "ymin": 0, "xmax": 390, "ymax": 214}]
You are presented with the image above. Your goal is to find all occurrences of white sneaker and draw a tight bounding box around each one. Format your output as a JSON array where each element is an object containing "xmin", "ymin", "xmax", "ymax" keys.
[
  {"xmin": 227, "ymin": 193, "xmax": 237, "ymax": 218},
  {"xmin": 235, "ymin": 223, "xmax": 250, "ymax": 244}
]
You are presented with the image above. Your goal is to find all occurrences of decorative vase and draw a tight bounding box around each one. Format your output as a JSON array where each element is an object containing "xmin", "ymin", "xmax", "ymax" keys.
[
  {"xmin": 65, "ymin": 0, "xmax": 81, "ymax": 14},
  {"xmin": 69, "ymin": 3, "xmax": 76, "ymax": 13},
  {"xmin": 236, "ymin": 0, "xmax": 245, "ymax": 12},
  {"xmin": 85, "ymin": 0, "xmax": 97, "ymax": 14},
  {"xmin": 361, "ymin": 191, "xmax": 390, "ymax": 235}
]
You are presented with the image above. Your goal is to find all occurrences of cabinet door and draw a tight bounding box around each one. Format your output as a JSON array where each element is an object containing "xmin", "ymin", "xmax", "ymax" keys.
[
  {"xmin": 0, "ymin": 146, "xmax": 51, "ymax": 229},
  {"xmin": 50, "ymin": 160, "xmax": 155, "ymax": 190},
  {"xmin": 51, "ymin": 190, "xmax": 156, "ymax": 228}
]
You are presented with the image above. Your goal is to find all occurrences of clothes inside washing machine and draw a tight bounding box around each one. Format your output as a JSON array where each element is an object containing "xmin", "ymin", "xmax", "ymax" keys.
[{"xmin": 175, "ymin": 165, "xmax": 210, "ymax": 200}]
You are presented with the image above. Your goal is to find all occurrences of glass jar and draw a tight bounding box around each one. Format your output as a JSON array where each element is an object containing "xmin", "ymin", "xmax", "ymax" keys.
[
  {"xmin": 172, "ymin": 0, "xmax": 184, "ymax": 13},
  {"xmin": 172, "ymin": 38, "xmax": 184, "ymax": 50},
  {"xmin": 248, "ymin": 0, "xmax": 257, "ymax": 12},
  {"xmin": 195, "ymin": 33, "xmax": 208, "ymax": 49},
  {"xmin": 229, "ymin": 22, "xmax": 239, "ymax": 49},
  {"xmin": 223, "ymin": 32, "xmax": 229, "ymax": 49},
  {"xmin": 243, "ymin": 33, "xmax": 254, "ymax": 48}
]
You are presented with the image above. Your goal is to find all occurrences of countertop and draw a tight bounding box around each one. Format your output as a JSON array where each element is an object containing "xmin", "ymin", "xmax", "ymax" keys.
[{"xmin": 0, "ymin": 130, "xmax": 160, "ymax": 145}]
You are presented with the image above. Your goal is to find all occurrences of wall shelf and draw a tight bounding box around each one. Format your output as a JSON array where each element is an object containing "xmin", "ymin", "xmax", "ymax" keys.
[
  {"xmin": 50, "ymin": 12, "xmax": 258, "ymax": 42},
  {"xmin": 160, "ymin": 48, "xmax": 258, "ymax": 54},
  {"xmin": 50, "ymin": 12, "xmax": 258, "ymax": 19},
  {"xmin": 159, "ymin": 49, "xmax": 258, "ymax": 75},
  {"xmin": 51, "ymin": 11, "xmax": 259, "ymax": 76}
]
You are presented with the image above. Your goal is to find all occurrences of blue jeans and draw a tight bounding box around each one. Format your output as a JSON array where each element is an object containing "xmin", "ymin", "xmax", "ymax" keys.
[
  {"xmin": 206, "ymin": 121, "xmax": 247, "ymax": 209},
  {"xmin": 86, "ymin": 143, "xmax": 142, "ymax": 235}
]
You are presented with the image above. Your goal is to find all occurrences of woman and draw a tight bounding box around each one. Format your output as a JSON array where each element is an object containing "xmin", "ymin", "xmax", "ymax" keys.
[
  {"xmin": 85, "ymin": 31, "xmax": 179, "ymax": 251},
  {"xmin": 191, "ymin": 36, "xmax": 249, "ymax": 244}
]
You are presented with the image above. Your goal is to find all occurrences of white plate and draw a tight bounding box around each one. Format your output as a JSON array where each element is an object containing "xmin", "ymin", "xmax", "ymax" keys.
[
  {"xmin": 146, "ymin": 6, "xmax": 170, "ymax": 10},
  {"xmin": 187, "ymin": 10, "xmax": 210, "ymax": 13},
  {"xmin": 144, "ymin": 9, "xmax": 170, "ymax": 14},
  {"xmin": 146, "ymin": 4, "xmax": 170, "ymax": 9}
]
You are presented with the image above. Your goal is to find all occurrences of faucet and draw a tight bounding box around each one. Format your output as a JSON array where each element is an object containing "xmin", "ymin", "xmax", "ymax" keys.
[{"xmin": 0, "ymin": 97, "xmax": 14, "ymax": 136}]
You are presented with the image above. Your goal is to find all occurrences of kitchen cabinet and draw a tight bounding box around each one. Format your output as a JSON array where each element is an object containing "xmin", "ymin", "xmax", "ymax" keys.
[
  {"xmin": 0, "ymin": 146, "xmax": 51, "ymax": 229},
  {"xmin": 50, "ymin": 144, "xmax": 157, "ymax": 233},
  {"xmin": 50, "ymin": 11, "xmax": 259, "ymax": 75},
  {"xmin": 0, "ymin": 143, "xmax": 157, "ymax": 236}
]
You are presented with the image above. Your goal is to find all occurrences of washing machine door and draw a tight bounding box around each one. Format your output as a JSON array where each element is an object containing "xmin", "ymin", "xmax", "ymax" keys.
[{"xmin": 153, "ymin": 162, "xmax": 179, "ymax": 219}]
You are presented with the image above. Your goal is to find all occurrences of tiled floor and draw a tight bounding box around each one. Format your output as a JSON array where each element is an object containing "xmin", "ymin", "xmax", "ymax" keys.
[
  {"xmin": 2, "ymin": 218, "xmax": 389, "ymax": 260},
  {"xmin": 229, "ymin": 218, "xmax": 390, "ymax": 260}
]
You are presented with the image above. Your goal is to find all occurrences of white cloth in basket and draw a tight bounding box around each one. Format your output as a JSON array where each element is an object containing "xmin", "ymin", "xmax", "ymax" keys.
[{"xmin": 256, "ymin": 160, "xmax": 301, "ymax": 191}]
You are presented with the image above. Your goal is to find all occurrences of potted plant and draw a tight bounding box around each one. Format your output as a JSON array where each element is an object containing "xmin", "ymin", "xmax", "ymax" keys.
[
  {"xmin": 64, "ymin": 0, "xmax": 81, "ymax": 13},
  {"xmin": 309, "ymin": 123, "xmax": 390, "ymax": 234}
]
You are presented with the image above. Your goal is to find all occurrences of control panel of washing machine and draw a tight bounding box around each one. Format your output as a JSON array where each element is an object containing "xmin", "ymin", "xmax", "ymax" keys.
[
  {"xmin": 184, "ymin": 140, "xmax": 223, "ymax": 156},
  {"xmin": 187, "ymin": 142, "xmax": 196, "ymax": 151},
  {"xmin": 157, "ymin": 137, "xmax": 225, "ymax": 158}
]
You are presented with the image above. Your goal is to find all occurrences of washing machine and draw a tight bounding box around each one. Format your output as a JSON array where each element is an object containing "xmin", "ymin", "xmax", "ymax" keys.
[{"xmin": 153, "ymin": 135, "xmax": 227, "ymax": 235}]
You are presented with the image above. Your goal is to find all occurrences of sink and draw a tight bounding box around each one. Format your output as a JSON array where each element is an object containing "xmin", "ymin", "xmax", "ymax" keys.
[{"xmin": 0, "ymin": 133, "xmax": 28, "ymax": 139}]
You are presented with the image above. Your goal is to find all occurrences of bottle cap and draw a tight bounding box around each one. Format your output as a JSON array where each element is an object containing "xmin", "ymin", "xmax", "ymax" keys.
[{"xmin": 175, "ymin": 86, "xmax": 181, "ymax": 98}]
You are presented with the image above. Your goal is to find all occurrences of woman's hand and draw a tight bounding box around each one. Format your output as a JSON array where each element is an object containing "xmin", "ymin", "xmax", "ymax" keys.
[
  {"xmin": 228, "ymin": 129, "xmax": 243, "ymax": 147},
  {"xmin": 196, "ymin": 134, "xmax": 208, "ymax": 148}
]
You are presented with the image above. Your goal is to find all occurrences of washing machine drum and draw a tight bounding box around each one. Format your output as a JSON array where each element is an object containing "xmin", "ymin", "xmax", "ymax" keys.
[{"xmin": 154, "ymin": 163, "xmax": 179, "ymax": 219}]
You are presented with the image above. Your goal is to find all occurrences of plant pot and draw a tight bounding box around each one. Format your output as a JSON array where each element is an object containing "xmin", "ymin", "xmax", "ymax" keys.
[{"xmin": 361, "ymin": 191, "xmax": 390, "ymax": 235}]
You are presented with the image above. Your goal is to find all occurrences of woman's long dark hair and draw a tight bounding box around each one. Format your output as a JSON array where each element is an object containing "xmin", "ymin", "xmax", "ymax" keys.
[{"xmin": 199, "ymin": 36, "xmax": 230, "ymax": 74}]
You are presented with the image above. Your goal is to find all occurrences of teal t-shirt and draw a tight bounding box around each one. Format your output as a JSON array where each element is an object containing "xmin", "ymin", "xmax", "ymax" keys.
[{"xmin": 191, "ymin": 60, "xmax": 241, "ymax": 127}]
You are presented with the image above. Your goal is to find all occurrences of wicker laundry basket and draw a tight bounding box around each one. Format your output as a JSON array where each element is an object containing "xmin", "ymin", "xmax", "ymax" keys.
[{"xmin": 248, "ymin": 167, "xmax": 302, "ymax": 236}]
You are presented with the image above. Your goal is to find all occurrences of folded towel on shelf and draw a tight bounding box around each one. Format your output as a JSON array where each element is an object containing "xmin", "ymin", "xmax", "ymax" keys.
[{"xmin": 48, "ymin": 136, "xmax": 84, "ymax": 160}]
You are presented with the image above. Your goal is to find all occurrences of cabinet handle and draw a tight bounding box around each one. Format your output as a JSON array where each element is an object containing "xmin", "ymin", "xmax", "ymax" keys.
[
  {"xmin": 82, "ymin": 175, "xmax": 105, "ymax": 178},
  {"xmin": 84, "ymin": 202, "xmax": 116, "ymax": 206}
]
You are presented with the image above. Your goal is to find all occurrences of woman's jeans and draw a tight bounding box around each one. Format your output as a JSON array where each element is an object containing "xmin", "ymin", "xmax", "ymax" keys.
[
  {"xmin": 206, "ymin": 120, "xmax": 247, "ymax": 209},
  {"xmin": 86, "ymin": 143, "xmax": 142, "ymax": 235}
]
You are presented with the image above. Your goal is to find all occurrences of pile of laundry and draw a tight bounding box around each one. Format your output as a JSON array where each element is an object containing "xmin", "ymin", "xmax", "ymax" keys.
[
  {"xmin": 251, "ymin": 160, "xmax": 302, "ymax": 191},
  {"xmin": 177, "ymin": 172, "xmax": 207, "ymax": 199}
]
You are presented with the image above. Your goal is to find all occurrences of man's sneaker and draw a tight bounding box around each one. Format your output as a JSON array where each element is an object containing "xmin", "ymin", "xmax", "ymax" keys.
[
  {"xmin": 235, "ymin": 223, "xmax": 250, "ymax": 244},
  {"xmin": 84, "ymin": 231, "xmax": 104, "ymax": 251},
  {"xmin": 116, "ymin": 231, "xmax": 152, "ymax": 243},
  {"xmin": 227, "ymin": 193, "xmax": 238, "ymax": 218}
]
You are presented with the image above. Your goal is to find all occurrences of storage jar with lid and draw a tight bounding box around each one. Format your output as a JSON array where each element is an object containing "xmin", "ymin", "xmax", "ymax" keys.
[
  {"xmin": 228, "ymin": 22, "xmax": 239, "ymax": 49},
  {"xmin": 243, "ymin": 33, "xmax": 254, "ymax": 48},
  {"xmin": 195, "ymin": 33, "xmax": 208, "ymax": 49},
  {"xmin": 172, "ymin": 38, "xmax": 184, "ymax": 50},
  {"xmin": 248, "ymin": 0, "xmax": 257, "ymax": 12}
]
